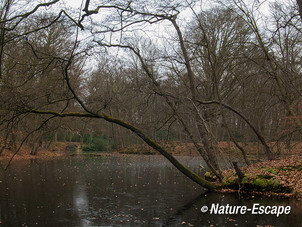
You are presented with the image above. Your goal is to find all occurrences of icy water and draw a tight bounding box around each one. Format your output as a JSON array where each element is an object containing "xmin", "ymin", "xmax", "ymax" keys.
[{"xmin": 0, "ymin": 155, "xmax": 301, "ymax": 226}]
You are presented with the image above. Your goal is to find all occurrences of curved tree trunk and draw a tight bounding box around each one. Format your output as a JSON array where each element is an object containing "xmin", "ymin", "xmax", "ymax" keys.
[{"xmin": 25, "ymin": 108, "xmax": 218, "ymax": 190}]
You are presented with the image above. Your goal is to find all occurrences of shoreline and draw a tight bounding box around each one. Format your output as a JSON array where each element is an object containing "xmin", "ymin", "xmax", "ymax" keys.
[{"xmin": 1, "ymin": 150, "xmax": 301, "ymax": 200}]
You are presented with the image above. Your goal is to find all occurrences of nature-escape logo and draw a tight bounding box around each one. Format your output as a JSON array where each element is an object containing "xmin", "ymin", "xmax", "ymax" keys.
[{"xmin": 201, "ymin": 204, "xmax": 291, "ymax": 217}]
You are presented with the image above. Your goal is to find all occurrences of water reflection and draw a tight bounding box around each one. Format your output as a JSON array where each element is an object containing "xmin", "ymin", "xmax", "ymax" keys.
[
  {"xmin": 164, "ymin": 193, "xmax": 204, "ymax": 226},
  {"xmin": 0, "ymin": 155, "xmax": 301, "ymax": 226},
  {"xmin": 74, "ymin": 184, "xmax": 88, "ymax": 213},
  {"xmin": 73, "ymin": 177, "xmax": 90, "ymax": 226}
]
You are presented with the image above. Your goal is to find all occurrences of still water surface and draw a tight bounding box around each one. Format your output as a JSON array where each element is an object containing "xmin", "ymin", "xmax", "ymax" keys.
[{"xmin": 0, "ymin": 155, "xmax": 301, "ymax": 226}]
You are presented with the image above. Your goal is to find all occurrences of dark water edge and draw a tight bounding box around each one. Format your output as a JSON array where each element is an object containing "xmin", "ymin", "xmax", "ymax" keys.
[{"xmin": 0, "ymin": 155, "xmax": 301, "ymax": 226}]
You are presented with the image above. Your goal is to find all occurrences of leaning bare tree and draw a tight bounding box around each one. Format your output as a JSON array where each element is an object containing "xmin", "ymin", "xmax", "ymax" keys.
[{"xmin": 1, "ymin": 0, "xmax": 301, "ymax": 191}]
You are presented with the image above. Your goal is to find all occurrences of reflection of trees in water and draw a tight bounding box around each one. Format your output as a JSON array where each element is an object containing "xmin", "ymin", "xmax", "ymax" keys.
[
  {"xmin": 74, "ymin": 185, "xmax": 89, "ymax": 212},
  {"xmin": 0, "ymin": 173, "xmax": 13, "ymax": 225},
  {"xmin": 73, "ymin": 175, "xmax": 90, "ymax": 226},
  {"xmin": 163, "ymin": 193, "xmax": 205, "ymax": 226}
]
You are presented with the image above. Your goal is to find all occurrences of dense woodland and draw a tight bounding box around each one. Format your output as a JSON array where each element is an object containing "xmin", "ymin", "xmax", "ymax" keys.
[{"xmin": 0, "ymin": 0, "xmax": 301, "ymax": 188}]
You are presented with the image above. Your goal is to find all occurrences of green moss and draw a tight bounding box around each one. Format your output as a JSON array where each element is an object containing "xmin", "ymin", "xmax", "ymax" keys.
[
  {"xmin": 253, "ymin": 178, "xmax": 268, "ymax": 188},
  {"xmin": 272, "ymin": 169, "xmax": 280, "ymax": 174},
  {"xmin": 223, "ymin": 172, "xmax": 237, "ymax": 183},
  {"xmin": 264, "ymin": 168, "xmax": 279, "ymax": 175},
  {"xmin": 256, "ymin": 174, "xmax": 273, "ymax": 180},
  {"xmin": 282, "ymin": 166, "xmax": 294, "ymax": 171},
  {"xmin": 204, "ymin": 171, "xmax": 216, "ymax": 181},
  {"xmin": 228, "ymin": 176, "xmax": 237, "ymax": 183},
  {"xmin": 221, "ymin": 173, "xmax": 292, "ymax": 194},
  {"xmin": 271, "ymin": 180, "xmax": 281, "ymax": 190},
  {"xmin": 243, "ymin": 177, "xmax": 287, "ymax": 193},
  {"xmin": 278, "ymin": 165, "xmax": 302, "ymax": 172},
  {"xmin": 241, "ymin": 177, "xmax": 249, "ymax": 184}
]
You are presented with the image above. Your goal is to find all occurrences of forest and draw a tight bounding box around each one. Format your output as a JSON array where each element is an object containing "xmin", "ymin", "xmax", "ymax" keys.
[{"xmin": 0, "ymin": 0, "xmax": 302, "ymax": 192}]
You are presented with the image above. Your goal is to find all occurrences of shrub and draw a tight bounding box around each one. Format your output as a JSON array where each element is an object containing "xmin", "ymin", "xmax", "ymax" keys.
[{"xmin": 82, "ymin": 135, "xmax": 113, "ymax": 152}]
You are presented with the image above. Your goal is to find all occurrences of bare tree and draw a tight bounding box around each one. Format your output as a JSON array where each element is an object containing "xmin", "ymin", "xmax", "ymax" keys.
[{"xmin": 1, "ymin": 0, "xmax": 301, "ymax": 190}]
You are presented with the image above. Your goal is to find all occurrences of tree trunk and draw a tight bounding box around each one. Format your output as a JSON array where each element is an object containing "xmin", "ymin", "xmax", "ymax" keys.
[
  {"xmin": 170, "ymin": 17, "xmax": 222, "ymax": 179},
  {"xmin": 101, "ymin": 113, "xmax": 218, "ymax": 190},
  {"xmin": 26, "ymin": 108, "xmax": 219, "ymax": 190},
  {"xmin": 297, "ymin": 0, "xmax": 302, "ymax": 21}
]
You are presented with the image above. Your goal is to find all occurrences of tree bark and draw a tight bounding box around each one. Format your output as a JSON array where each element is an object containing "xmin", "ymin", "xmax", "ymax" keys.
[
  {"xmin": 170, "ymin": 17, "xmax": 222, "ymax": 179},
  {"xmin": 297, "ymin": 0, "xmax": 302, "ymax": 21},
  {"xmin": 196, "ymin": 99, "xmax": 273, "ymax": 160},
  {"xmin": 233, "ymin": 161, "xmax": 245, "ymax": 180}
]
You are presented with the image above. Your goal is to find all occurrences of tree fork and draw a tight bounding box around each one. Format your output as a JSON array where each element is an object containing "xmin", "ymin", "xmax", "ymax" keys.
[
  {"xmin": 170, "ymin": 16, "xmax": 222, "ymax": 177},
  {"xmin": 196, "ymin": 99, "xmax": 273, "ymax": 160}
]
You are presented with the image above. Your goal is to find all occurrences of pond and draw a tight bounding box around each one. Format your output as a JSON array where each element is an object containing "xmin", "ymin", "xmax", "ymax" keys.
[{"xmin": 0, "ymin": 155, "xmax": 301, "ymax": 226}]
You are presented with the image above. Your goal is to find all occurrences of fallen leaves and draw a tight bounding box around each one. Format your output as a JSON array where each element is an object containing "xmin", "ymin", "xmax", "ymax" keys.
[{"xmin": 221, "ymin": 155, "xmax": 302, "ymax": 198}]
